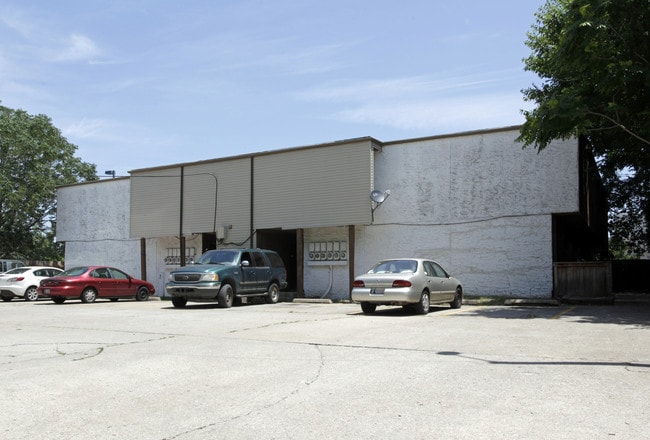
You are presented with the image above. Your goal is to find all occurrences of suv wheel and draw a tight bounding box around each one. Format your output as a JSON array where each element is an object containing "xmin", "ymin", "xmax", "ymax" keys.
[
  {"xmin": 265, "ymin": 282, "xmax": 280, "ymax": 304},
  {"xmin": 217, "ymin": 283, "xmax": 234, "ymax": 308},
  {"xmin": 171, "ymin": 297, "xmax": 187, "ymax": 308}
]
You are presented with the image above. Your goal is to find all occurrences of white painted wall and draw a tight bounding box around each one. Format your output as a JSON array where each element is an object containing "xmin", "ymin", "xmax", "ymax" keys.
[
  {"xmin": 355, "ymin": 215, "xmax": 553, "ymax": 298},
  {"xmin": 356, "ymin": 128, "xmax": 580, "ymax": 298},
  {"xmin": 374, "ymin": 129, "xmax": 579, "ymax": 226},
  {"xmin": 57, "ymin": 178, "xmax": 143, "ymax": 278}
]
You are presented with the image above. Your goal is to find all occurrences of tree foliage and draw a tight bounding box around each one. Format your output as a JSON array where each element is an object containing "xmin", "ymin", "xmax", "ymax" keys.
[
  {"xmin": 0, "ymin": 104, "xmax": 97, "ymax": 261},
  {"xmin": 519, "ymin": 0, "xmax": 650, "ymax": 255}
]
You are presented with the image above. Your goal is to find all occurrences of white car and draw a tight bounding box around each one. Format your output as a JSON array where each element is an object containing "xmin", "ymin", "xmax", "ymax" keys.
[
  {"xmin": 351, "ymin": 258, "xmax": 463, "ymax": 314},
  {"xmin": 0, "ymin": 266, "xmax": 64, "ymax": 301}
]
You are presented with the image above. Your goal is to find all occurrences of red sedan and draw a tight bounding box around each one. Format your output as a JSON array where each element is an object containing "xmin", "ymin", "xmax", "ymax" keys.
[{"xmin": 38, "ymin": 266, "xmax": 155, "ymax": 304}]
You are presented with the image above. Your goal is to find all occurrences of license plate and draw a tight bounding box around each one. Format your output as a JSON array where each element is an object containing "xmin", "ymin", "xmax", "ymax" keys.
[
  {"xmin": 370, "ymin": 288, "xmax": 384, "ymax": 295},
  {"xmin": 44, "ymin": 289, "xmax": 50, "ymax": 294}
]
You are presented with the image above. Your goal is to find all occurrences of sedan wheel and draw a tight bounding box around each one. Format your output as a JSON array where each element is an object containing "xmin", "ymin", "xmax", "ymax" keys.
[
  {"xmin": 80, "ymin": 288, "xmax": 97, "ymax": 303},
  {"xmin": 265, "ymin": 283, "xmax": 280, "ymax": 304},
  {"xmin": 450, "ymin": 287, "xmax": 463, "ymax": 309},
  {"xmin": 24, "ymin": 286, "xmax": 39, "ymax": 302},
  {"xmin": 135, "ymin": 286, "xmax": 150, "ymax": 301},
  {"xmin": 360, "ymin": 302, "xmax": 377, "ymax": 314},
  {"xmin": 217, "ymin": 284, "xmax": 234, "ymax": 308},
  {"xmin": 414, "ymin": 291, "xmax": 430, "ymax": 315}
]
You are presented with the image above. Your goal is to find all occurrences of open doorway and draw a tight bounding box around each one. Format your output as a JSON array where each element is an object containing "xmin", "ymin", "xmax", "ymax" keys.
[
  {"xmin": 257, "ymin": 229, "xmax": 297, "ymax": 291},
  {"xmin": 201, "ymin": 233, "xmax": 217, "ymax": 254}
]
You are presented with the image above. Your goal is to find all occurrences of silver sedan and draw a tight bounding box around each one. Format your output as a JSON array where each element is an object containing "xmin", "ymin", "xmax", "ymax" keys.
[{"xmin": 351, "ymin": 258, "xmax": 463, "ymax": 314}]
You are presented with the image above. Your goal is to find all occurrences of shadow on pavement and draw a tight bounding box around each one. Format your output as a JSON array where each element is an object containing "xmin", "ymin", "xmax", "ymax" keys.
[
  {"xmin": 459, "ymin": 302, "xmax": 650, "ymax": 328},
  {"xmin": 436, "ymin": 350, "xmax": 650, "ymax": 369}
]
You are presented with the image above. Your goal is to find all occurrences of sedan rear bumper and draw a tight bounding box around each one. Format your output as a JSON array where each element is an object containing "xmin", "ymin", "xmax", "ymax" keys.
[{"xmin": 351, "ymin": 287, "xmax": 421, "ymax": 305}]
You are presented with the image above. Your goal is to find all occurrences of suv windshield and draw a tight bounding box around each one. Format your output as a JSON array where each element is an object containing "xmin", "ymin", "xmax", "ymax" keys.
[{"xmin": 197, "ymin": 250, "xmax": 239, "ymax": 265}]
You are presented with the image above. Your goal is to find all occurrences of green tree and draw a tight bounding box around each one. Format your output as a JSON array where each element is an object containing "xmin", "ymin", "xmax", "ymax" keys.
[
  {"xmin": 0, "ymin": 104, "xmax": 97, "ymax": 261},
  {"xmin": 518, "ymin": 0, "xmax": 649, "ymax": 255}
]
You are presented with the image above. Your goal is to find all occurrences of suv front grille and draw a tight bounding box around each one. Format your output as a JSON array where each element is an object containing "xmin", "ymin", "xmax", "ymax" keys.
[{"xmin": 172, "ymin": 273, "xmax": 202, "ymax": 283}]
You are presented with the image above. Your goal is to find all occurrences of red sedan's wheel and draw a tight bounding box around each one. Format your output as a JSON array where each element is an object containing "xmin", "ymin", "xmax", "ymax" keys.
[
  {"xmin": 80, "ymin": 288, "xmax": 97, "ymax": 303},
  {"xmin": 135, "ymin": 286, "xmax": 150, "ymax": 301}
]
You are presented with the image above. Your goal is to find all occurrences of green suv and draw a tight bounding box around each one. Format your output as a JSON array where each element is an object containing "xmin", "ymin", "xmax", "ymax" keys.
[{"xmin": 166, "ymin": 248, "xmax": 288, "ymax": 308}]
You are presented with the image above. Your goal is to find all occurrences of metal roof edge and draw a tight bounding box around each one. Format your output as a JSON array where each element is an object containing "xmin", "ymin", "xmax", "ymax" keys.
[
  {"xmin": 56, "ymin": 175, "xmax": 130, "ymax": 190},
  {"xmin": 128, "ymin": 136, "xmax": 382, "ymax": 174},
  {"xmin": 381, "ymin": 125, "xmax": 523, "ymax": 146}
]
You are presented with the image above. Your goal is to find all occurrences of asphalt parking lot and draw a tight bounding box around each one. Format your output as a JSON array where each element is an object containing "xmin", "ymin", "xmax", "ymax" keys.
[{"xmin": 1, "ymin": 298, "xmax": 648, "ymax": 440}]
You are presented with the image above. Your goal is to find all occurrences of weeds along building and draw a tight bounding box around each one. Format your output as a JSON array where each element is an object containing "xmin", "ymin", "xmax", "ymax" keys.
[{"xmin": 55, "ymin": 126, "xmax": 607, "ymax": 300}]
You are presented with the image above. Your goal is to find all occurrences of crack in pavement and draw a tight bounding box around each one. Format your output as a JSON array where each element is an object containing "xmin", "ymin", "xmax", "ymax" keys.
[
  {"xmin": 227, "ymin": 315, "xmax": 350, "ymax": 334},
  {"xmin": 1, "ymin": 335, "xmax": 175, "ymax": 363},
  {"xmin": 161, "ymin": 344, "xmax": 326, "ymax": 440}
]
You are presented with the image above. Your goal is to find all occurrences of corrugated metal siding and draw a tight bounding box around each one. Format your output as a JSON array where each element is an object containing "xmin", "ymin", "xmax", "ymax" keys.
[
  {"xmin": 181, "ymin": 160, "xmax": 252, "ymax": 244},
  {"xmin": 130, "ymin": 159, "xmax": 252, "ymax": 240},
  {"xmin": 130, "ymin": 169, "xmax": 181, "ymax": 238},
  {"xmin": 254, "ymin": 140, "xmax": 374, "ymax": 229},
  {"xmin": 130, "ymin": 140, "xmax": 375, "ymax": 237}
]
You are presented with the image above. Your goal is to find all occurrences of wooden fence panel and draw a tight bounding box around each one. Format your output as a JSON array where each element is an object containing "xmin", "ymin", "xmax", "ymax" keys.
[{"xmin": 553, "ymin": 261, "xmax": 613, "ymax": 301}]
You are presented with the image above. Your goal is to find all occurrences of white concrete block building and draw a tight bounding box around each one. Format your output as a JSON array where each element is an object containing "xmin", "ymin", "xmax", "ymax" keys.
[{"xmin": 56, "ymin": 126, "xmax": 607, "ymax": 300}]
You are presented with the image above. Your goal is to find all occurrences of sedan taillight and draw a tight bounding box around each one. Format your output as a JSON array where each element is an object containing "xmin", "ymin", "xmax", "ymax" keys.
[
  {"xmin": 352, "ymin": 280, "xmax": 365, "ymax": 288},
  {"xmin": 392, "ymin": 280, "xmax": 412, "ymax": 288}
]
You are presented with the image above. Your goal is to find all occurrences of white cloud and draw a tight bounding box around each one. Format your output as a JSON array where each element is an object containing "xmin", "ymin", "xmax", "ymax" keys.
[
  {"xmin": 61, "ymin": 116, "xmax": 183, "ymax": 174},
  {"xmin": 63, "ymin": 118, "xmax": 111, "ymax": 139},
  {"xmin": 0, "ymin": 9, "xmax": 35, "ymax": 38},
  {"xmin": 298, "ymin": 71, "xmax": 518, "ymax": 102},
  {"xmin": 335, "ymin": 92, "xmax": 527, "ymax": 132},
  {"xmin": 51, "ymin": 33, "xmax": 101, "ymax": 62},
  {"xmin": 297, "ymin": 71, "xmax": 533, "ymax": 132},
  {"xmin": 62, "ymin": 117, "xmax": 169, "ymax": 146},
  {"xmin": 62, "ymin": 116, "xmax": 181, "ymax": 153}
]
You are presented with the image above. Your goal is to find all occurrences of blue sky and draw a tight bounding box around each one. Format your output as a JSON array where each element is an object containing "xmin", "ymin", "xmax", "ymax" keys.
[{"xmin": 1, "ymin": 1, "xmax": 545, "ymax": 176}]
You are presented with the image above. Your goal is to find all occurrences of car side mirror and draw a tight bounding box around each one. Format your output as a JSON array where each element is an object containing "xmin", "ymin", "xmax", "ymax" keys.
[{"xmin": 241, "ymin": 260, "xmax": 250, "ymax": 267}]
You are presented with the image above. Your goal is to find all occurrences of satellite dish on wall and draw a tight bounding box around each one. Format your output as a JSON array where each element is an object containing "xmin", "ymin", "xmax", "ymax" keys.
[
  {"xmin": 370, "ymin": 189, "xmax": 391, "ymax": 223},
  {"xmin": 370, "ymin": 189, "xmax": 390, "ymax": 204}
]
